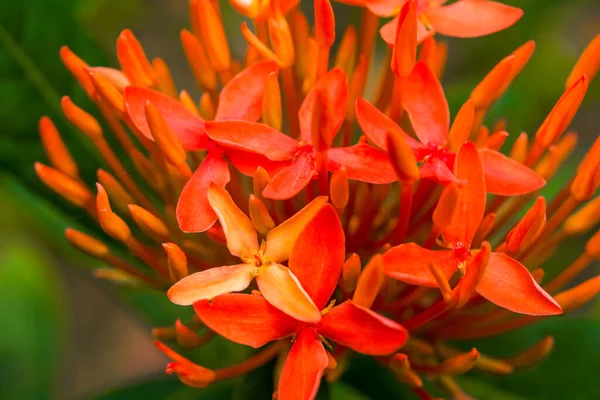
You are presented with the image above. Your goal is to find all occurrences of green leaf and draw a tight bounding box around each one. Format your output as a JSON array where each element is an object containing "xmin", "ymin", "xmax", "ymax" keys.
[{"xmin": 0, "ymin": 241, "xmax": 67, "ymax": 400}]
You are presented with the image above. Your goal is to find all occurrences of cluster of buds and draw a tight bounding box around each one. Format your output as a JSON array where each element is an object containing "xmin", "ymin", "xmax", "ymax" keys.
[{"xmin": 35, "ymin": 0, "xmax": 600, "ymax": 398}]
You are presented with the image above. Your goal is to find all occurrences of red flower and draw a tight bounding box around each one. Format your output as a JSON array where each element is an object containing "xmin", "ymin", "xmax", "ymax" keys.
[
  {"xmin": 194, "ymin": 205, "xmax": 408, "ymax": 399},
  {"xmin": 382, "ymin": 142, "xmax": 562, "ymax": 315},
  {"xmin": 356, "ymin": 62, "xmax": 546, "ymax": 195}
]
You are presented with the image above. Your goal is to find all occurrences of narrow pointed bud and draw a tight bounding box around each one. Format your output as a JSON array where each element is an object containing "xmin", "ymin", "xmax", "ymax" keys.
[
  {"xmin": 347, "ymin": 56, "xmax": 368, "ymax": 122},
  {"xmin": 97, "ymin": 169, "xmax": 134, "ymax": 213},
  {"xmin": 531, "ymin": 268, "xmax": 545, "ymax": 284},
  {"xmin": 152, "ymin": 57, "xmax": 178, "ymax": 99},
  {"xmin": 455, "ymin": 242, "xmax": 490, "ymax": 308},
  {"xmin": 439, "ymin": 349, "xmax": 480, "ymax": 376},
  {"xmin": 61, "ymin": 96, "xmax": 102, "ymax": 139},
  {"xmin": 448, "ymin": 99, "xmax": 475, "ymax": 151},
  {"xmin": 228, "ymin": 0, "xmax": 267, "ymax": 19},
  {"xmin": 129, "ymin": 204, "xmax": 169, "ymax": 241},
  {"xmin": 178, "ymin": 90, "xmax": 201, "ymax": 117},
  {"xmin": 192, "ymin": 0, "xmax": 231, "ymax": 72},
  {"xmin": 35, "ymin": 163, "xmax": 92, "ymax": 208},
  {"xmin": 290, "ymin": 9, "xmax": 310, "ymax": 80},
  {"xmin": 339, "ymin": 253, "xmax": 361, "ymax": 293},
  {"xmin": 506, "ymin": 197, "xmax": 546, "ymax": 254},
  {"xmin": 508, "ymin": 40, "xmax": 536, "ymax": 82},
  {"xmin": 262, "ymin": 72, "xmax": 282, "ymax": 130},
  {"xmin": 253, "ymin": 167, "xmax": 271, "ymax": 203},
  {"xmin": 199, "ymin": 92, "xmax": 216, "ymax": 120},
  {"xmin": 116, "ymin": 29, "xmax": 156, "ymax": 87},
  {"xmin": 386, "ymin": 130, "xmax": 419, "ymax": 183},
  {"xmin": 353, "ymin": 254, "xmax": 384, "ymax": 308},
  {"xmin": 571, "ymin": 136, "xmax": 600, "ymax": 201},
  {"xmin": 87, "ymin": 67, "xmax": 131, "ymax": 92},
  {"xmin": 163, "ymin": 243, "xmax": 188, "ymax": 283},
  {"xmin": 334, "ymin": 25, "xmax": 357, "ymax": 74},
  {"xmin": 131, "ymin": 149, "xmax": 166, "ymax": 191},
  {"xmin": 65, "ymin": 228, "xmax": 110, "ymax": 259},
  {"xmin": 59, "ymin": 46, "xmax": 95, "ymax": 98},
  {"xmin": 94, "ymin": 268, "xmax": 146, "ymax": 287},
  {"xmin": 391, "ymin": 1, "xmax": 417, "ymax": 77},
  {"xmin": 507, "ymin": 336, "xmax": 554, "ymax": 369},
  {"xmin": 175, "ymin": 319, "xmax": 202, "ymax": 348},
  {"xmin": 535, "ymin": 146, "xmax": 559, "ymax": 180},
  {"xmin": 390, "ymin": 353, "xmax": 410, "ymax": 371},
  {"xmin": 429, "ymin": 264, "xmax": 452, "ymax": 302},
  {"xmin": 180, "ymin": 29, "xmax": 217, "ymax": 92},
  {"xmin": 563, "ymin": 196, "xmax": 600, "ymax": 235},
  {"xmin": 554, "ymin": 275, "xmax": 600, "ymax": 312},
  {"xmin": 145, "ymin": 101, "xmax": 187, "ymax": 167},
  {"xmin": 249, "ymin": 195, "xmax": 275, "ymax": 236},
  {"xmin": 419, "ymin": 37, "xmax": 438, "ymax": 73},
  {"xmin": 470, "ymin": 55, "xmax": 515, "ymax": 110},
  {"xmin": 241, "ymin": 22, "xmax": 282, "ymax": 66},
  {"xmin": 88, "ymin": 71, "xmax": 125, "ymax": 117},
  {"xmin": 486, "ymin": 130, "xmax": 509, "ymax": 151},
  {"xmin": 39, "ymin": 117, "xmax": 78, "ymax": 178},
  {"xmin": 433, "ymin": 185, "xmax": 460, "ymax": 231},
  {"xmin": 536, "ymin": 76, "xmax": 588, "ymax": 148},
  {"xmin": 553, "ymin": 131, "xmax": 578, "ymax": 166},
  {"xmin": 96, "ymin": 183, "xmax": 131, "ymax": 242},
  {"xmin": 566, "ymin": 33, "xmax": 600, "ymax": 88},
  {"xmin": 510, "ymin": 132, "xmax": 529, "ymax": 163},
  {"xmin": 475, "ymin": 126, "xmax": 489, "ymax": 147},
  {"xmin": 314, "ymin": 0, "xmax": 335, "ymax": 48},
  {"xmin": 268, "ymin": 5, "xmax": 295, "ymax": 68},
  {"xmin": 330, "ymin": 167, "xmax": 349, "ymax": 211},
  {"xmin": 585, "ymin": 229, "xmax": 600, "ymax": 259},
  {"xmin": 155, "ymin": 341, "xmax": 216, "ymax": 388},
  {"xmin": 152, "ymin": 326, "xmax": 177, "ymax": 341}
]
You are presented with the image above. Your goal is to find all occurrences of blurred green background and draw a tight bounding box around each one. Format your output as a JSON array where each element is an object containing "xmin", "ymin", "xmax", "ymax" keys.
[{"xmin": 0, "ymin": 0, "xmax": 599, "ymax": 399}]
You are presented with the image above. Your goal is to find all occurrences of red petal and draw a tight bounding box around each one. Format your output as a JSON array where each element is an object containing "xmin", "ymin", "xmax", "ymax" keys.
[
  {"xmin": 206, "ymin": 120, "xmax": 298, "ymax": 161},
  {"xmin": 176, "ymin": 150, "xmax": 230, "ymax": 232},
  {"xmin": 480, "ymin": 148, "xmax": 546, "ymax": 196},
  {"xmin": 328, "ymin": 144, "xmax": 398, "ymax": 184},
  {"xmin": 289, "ymin": 205, "xmax": 345, "ymax": 309},
  {"xmin": 224, "ymin": 148, "xmax": 290, "ymax": 177},
  {"xmin": 380, "ymin": 15, "xmax": 434, "ymax": 45},
  {"xmin": 476, "ymin": 253, "xmax": 562, "ymax": 315},
  {"xmin": 382, "ymin": 243, "xmax": 458, "ymax": 287},
  {"xmin": 420, "ymin": 156, "xmax": 463, "ymax": 186},
  {"xmin": 263, "ymin": 152, "xmax": 316, "ymax": 200},
  {"xmin": 215, "ymin": 60, "xmax": 278, "ymax": 121},
  {"xmin": 299, "ymin": 68, "xmax": 348, "ymax": 146},
  {"xmin": 443, "ymin": 142, "xmax": 486, "ymax": 248},
  {"xmin": 278, "ymin": 328, "xmax": 328, "ymax": 400},
  {"xmin": 318, "ymin": 301, "xmax": 408, "ymax": 355},
  {"xmin": 124, "ymin": 86, "xmax": 208, "ymax": 150},
  {"xmin": 426, "ymin": 0, "xmax": 523, "ymax": 38},
  {"xmin": 402, "ymin": 62, "xmax": 449, "ymax": 146},
  {"xmin": 355, "ymin": 97, "xmax": 423, "ymax": 151},
  {"xmin": 194, "ymin": 294, "xmax": 297, "ymax": 348}
]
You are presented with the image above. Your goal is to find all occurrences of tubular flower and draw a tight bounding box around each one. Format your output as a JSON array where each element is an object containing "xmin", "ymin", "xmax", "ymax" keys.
[{"xmin": 33, "ymin": 0, "xmax": 600, "ymax": 398}]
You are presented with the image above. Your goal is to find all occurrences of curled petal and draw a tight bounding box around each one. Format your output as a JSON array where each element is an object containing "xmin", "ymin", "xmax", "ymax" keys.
[
  {"xmin": 476, "ymin": 253, "xmax": 562, "ymax": 315},
  {"xmin": 124, "ymin": 87, "xmax": 208, "ymax": 150},
  {"xmin": 278, "ymin": 328, "xmax": 328, "ymax": 400},
  {"xmin": 155, "ymin": 341, "xmax": 216, "ymax": 388},
  {"xmin": 328, "ymin": 144, "xmax": 398, "ymax": 184},
  {"xmin": 318, "ymin": 301, "xmax": 408, "ymax": 355},
  {"xmin": 215, "ymin": 60, "xmax": 278, "ymax": 121},
  {"xmin": 263, "ymin": 152, "xmax": 316, "ymax": 200},
  {"xmin": 257, "ymin": 263, "xmax": 322, "ymax": 323},
  {"xmin": 194, "ymin": 294, "xmax": 297, "ymax": 348},
  {"xmin": 167, "ymin": 263, "xmax": 256, "ymax": 306},
  {"xmin": 225, "ymin": 148, "xmax": 290, "ymax": 177},
  {"xmin": 289, "ymin": 205, "xmax": 345, "ymax": 309},
  {"xmin": 480, "ymin": 148, "xmax": 545, "ymax": 196},
  {"xmin": 382, "ymin": 243, "xmax": 458, "ymax": 287},
  {"xmin": 176, "ymin": 150, "xmax": 230, "ymax": 233}
]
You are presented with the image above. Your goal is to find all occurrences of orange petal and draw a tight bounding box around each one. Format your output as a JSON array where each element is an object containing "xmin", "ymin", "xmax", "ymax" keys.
[
  {"xmin": 390, "ymin": 1, "xmax": 417, "ymax": 77},
  {"xmin": 480, "ymin": 148, "xmax": 546, "ymax": 196},
  {"xmin": 207, "ymin": 183, "xmax": 259, "ymax": 259},
  {"xmin": 506, "ymin": 197, "xmax": 546, "ymax": 254},
  {"xmin": 328, "ymin": 144, "xmax": 399, "ymax": 184},
  {"xmin": 262, "ymin": 152, "xmax": 316, "ymax": 200},
  {"xmin": 380, "ymin": 14, "xmax": 434, "ymax": 46},
  {"xmin": 168, "ymin": 263, "xmax": 256, "ymax": 306},
  {"xmin": 353, "ymin": 254, "xmax": 384, "ymax": 308},
  {"xmin": 383, "ymin": 244, "xmax": 458, "ymax": 287},
  {"xmin": 565, "ymin": 33, "xmax": 600, "ymax": 89},
  {"xmin": 447, "ymin": 99, "xmax": 474, "ymax": 152},
  {"xmin": 256, "ymin": 263, "xmax": 322, "ymax": 323},
  {"xmin": 454, "ymin": 242, "xmax": 490, "ymax": 308}
]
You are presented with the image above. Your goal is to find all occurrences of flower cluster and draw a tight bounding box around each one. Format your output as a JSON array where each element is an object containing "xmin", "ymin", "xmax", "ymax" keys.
[{"xmin": 35, "ymin": 0, "xmax": 600, "ymax": 398}]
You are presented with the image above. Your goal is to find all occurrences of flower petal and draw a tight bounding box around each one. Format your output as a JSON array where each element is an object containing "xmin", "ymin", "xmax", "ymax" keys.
[
  {"xmin": 318, "ymin": 301, "xmax": 408, "ymax": 355},
  {"xmin": 214, "ymin": 60, "xmax": 278, "ymax": 121},
  {"xmin": 224, "ymin": 148, "xmax": 290, "ymax": 177},
  {"xmin": 124, "ymin": 86, "xmax": 208, "ymax": 150},
  {"xmin": 194, "ymin": 294, "xmax": 297, "ymax": 348},
  {"xmin": 262, "ymin": 152, "xmax": 316, "ymax": 200},
  {"xmin": 207, "ymin": 183, "xmax": 259, "ymax": 259},
  {"xmin": 299, "ymin": 68, "xmax": 348, "ymax": 146},
  {"xmin": 476, "ymin": 253, "xmax": 562, "ymax": 315},
  {"xmin": 402, "ymin": 62, "xmax": 449, "ymax": 146},
  {"xmin": 257, "ymin": 263, "xmax": 322, "ymax": 323},
  {"xmin": 426, "ymin": 0, "xmax": 523, "ymax": 38},
  {"xmin": 289, "ymin": 205, "xmax": 345, "ymax": 309},
  {"xmin": 383, "ymin": 243, "xmax": 458, "ymax": 287},
  {"xmin": 380, "ymin": 15, "xmax": 434, "ymax": 46},
  {"xmin": 443, "ymin": 142, "xmax": 486, "ymax": 248},
  {"xmin": 168, "ymin": 263, "xmax": 256, "ymax": 306},
  {"xmin": 206, "ymin": 120, "xmax": 298, "ymax": 161},
  {"xmin": 278, "ymin": 328, "xmax": 328, "ymax": 400},
  {"xmin": 355, "ymin": 97, "xmax": 423, "ymax": 151},
  {"xmin": 264, "ymin": 196, "xmax": 329, "ymax": 263},
  {"xmin": 176, "ymin": 150, "xmax": 230, "ymax": 233},
  {"xmin": 328, "ymin": 144, "xmax": 398, "ymax": 184},
  {"xmin": 420, "ymin": 156, "xmax": 463, "ymax": 186},
  {"xmin": 480, "ymin": 148, "xmax": 546, "ymax": 196}
]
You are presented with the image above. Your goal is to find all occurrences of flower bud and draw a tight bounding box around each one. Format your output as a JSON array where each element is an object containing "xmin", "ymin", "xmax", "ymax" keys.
[
  {"xmin": 391, "ymin": 1, "xmax": 416, "ymax": 77},
  {"xmin": 129, "ymin": 204, "xmax": 169, "ymax": 241},
  {"xmin": 566, "ymin": 33, "xmax": 600, "ymax": 88},
  {"xmin": 353, "ymin": 254, "xmax": 384, "ymax": 308},
  {"xmin": 163, "ymin": 243, "xmax": 188, "ymax": 283},
  {"xmin": 96, "ymin": 183, "xmax": 131, "ymax": 242},
  {"xmin": 59, "ymin": 46, "xmax": 95, "ymax": 98},
  {"xmin": 35, "ymin": 163, "xmax": 91, "ymax": 208},
  {"xmin": 61, "ymin": 96, "xmax": 103, "ymax": 139},
  {"xmin": 506, "ymin": 197, "xmax": 546, "ymax": 254},
  {"xmin": 65, "ymin": 228, "xmax": 110, "ymax": 259},
  {"xmin": 180, "ymin": 29, "xmax": 217, "ymax": 92},
  {"xmin": 116, "ymin": 29, "xmax": 156, "ymax": 87},
  {"xmin": 339, "ymin": 253, "xmax": 360, "ymax": 293},
  {"xmin": 39, "ymin": 116, "xmax": 79, "ymax": 178}
]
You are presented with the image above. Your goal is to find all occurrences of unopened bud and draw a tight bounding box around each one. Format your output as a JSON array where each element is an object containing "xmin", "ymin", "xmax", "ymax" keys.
[
  {"xmin": 59, "ymin": 46, "xmax": 95, "ymax": 98},
  {"xmin": 314, "ymin": 0, "xmax": 335, "ymax": 48},
  {"xmin": 330, "ymin": 167, "xmax": 349, "ymax": 211},
  {"xmin": 88, "ymin": 71, "xmax": 125, "ymax": 117},
  {"xmin": 353, "ymin": 254, "xmax": 384, "ymax": 308},
  {"xmin": 566, "ymin": 33, "xmax": 600, "ymax": 88},
  {"xmin": 35, "ymin": 163, "xmax": 91, "ymax": 208},
  {"xmin": 129, "ymin": 204, "xmax": 169, "ymax": 241},
  {"xmin": 39, "ymin": 117, "xmax": 79, "ymax": 178},
  {"xmin": 507, "ymin": 336, "xmax": 554, "ymax": 369},
  {"xmin": 433, "ymin": 185, "xmax": 459, "ymax": 231},
  {"xmin": 454, "ymin": 242, "xmax": 490, "ymax": 308},
  {"xmin": 429, "ymin": 264, "xmax": 452, "ymax": 302},
  {"xmin": 585, "ymin": 229, "xmax": 600, "ymax": 258},
  {"xmin": 65, "ymin": 228, "xmax": 110, "ymax": 259},
  {"xmin": 510, "ymin": 132, "xmax": 529, "ymax": 163},
  {"xmin": 131, "ymin": 149, "xmax": 166, "ymax": 192},
  {"xmin": 486, "ymin": 130, "xmax": 509, "ymax": 151},
  {"xmin": 96, "ymin": 183, "xmax": 131, "ymax": 242},
  {"xmin": 334, "ymin": 25, "xmax": 357, "ymax": 74},
  {"xmin": 163, "ymin": 243, "xmax": 188, "ymax": 283},
  {"xmin": 447, "ymin": 99, "xmax": 474, "ymax": 151},
  {"xmin": 192, "ymin": 0, "xmax": 231, "ymax": 71},
  {"xmin": 391, "ymin": 1, "xmax": 416, "ymax": 77},
  {"xmin": 439, "ymin": 348, "xmax": 480, "ymax": 376},
  {"xmin": 116, "ymin": 29, "xmax": 156, "ymax": 87},
  {"xmin": 145, "ymin": 101, "xmax": 187, "ymax": 167},
  {"xmin": 262, "ymin": 72, "xmax": 282, "ymax": 130},
  {"xmin": 563, "ymin": 196, "xmax": 600, "ymax": 235},
  {"xmin": 61, "ymin": 96, "xmax": 102, "ymax": 139},
  {"xmin": 253, "ymin": 167, "xmax": 271, "ymax": 203},
  {"xmin": 555, "ymin": 275, "xmax": 600, "ymax": 312},
  {"xmin": 506, "ymin": 197, "xmax": 546, "ymax": 254},
  {"xmin": 175, "ymin": 319, "xmax": 202, "ymax": 348},
  {"xmin": 471, "ymin": 55, "xmax": 515, "ymax": 110},
  {"xmin": 571, "ymin": 136, "xmax": 600, "ymax": 201},
  {"xmin": 268, "ymin": 5, "xmax": 295, "ymax": 68},
  {"xmin": 339, "ymin": 253, "xmax": 360, "ymax": 293},
  {"xmin": 249, "ymin": 195, "xmax": 275, "ymax": 236},
  {"xmin": 179, "ymin": 90, "xmax": 201, "ymax": 117},
  {"xmin": 386, "ymin": 130, "xmax": 419, "ymax": 183},
  {"xmin": 97, "ymin": 169, "xmax": 134, "ymax": 214},
  {"xmin": 180, "ymin": 29, "xmax": 217, "ymax": 92},
  {"xmin": 152, "ymin": 57, "xmax": 178, "ymax": 99},
  {"xmin": 87, "ymin": 67, "xmax": 131, "ymax": 92}
]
